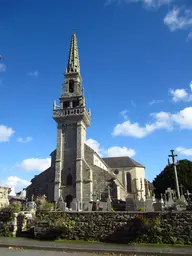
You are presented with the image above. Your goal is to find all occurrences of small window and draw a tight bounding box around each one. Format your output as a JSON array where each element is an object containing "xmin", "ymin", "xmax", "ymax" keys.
[
  {"xmin": 126, "ymin": 172, "xmax": 132, "ymax": 193},
  {"xmin": 114, "ymin": 169, "xmax": 119, "ymax": 175},
  {"xmin": 63, "ymin": 101, "xmax": 70, "ymax": 108},
  {"xmin": 67, "ymin": 174, "xmax": 73, "ymax": 186},
  {"xmin": 69, "ymin": 80, "xmax": 74, "ymax": 93},
  {"xmin": 73, "ymin": 99, "xmax": 79, "ymax": 108}
]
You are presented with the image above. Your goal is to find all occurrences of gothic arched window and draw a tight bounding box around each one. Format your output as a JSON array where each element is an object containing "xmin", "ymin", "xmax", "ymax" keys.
[
  {"xmin": 67, "ymin": 174, "xmax": 73, "ymax": 186},
  {"xmin": 69, "ymin": 80, "xmax": 74, "ymax": 93},
  {"xmin": 126, "ymin": 172, "xmax": 132, "ymax": 193}
]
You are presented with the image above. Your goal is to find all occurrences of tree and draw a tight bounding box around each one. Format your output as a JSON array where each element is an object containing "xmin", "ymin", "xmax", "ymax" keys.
[
  {"xmin": 35, "ymin": 197, "xmax": 54, "ymax": 211},
  {"xmin": 153, "ymin": 159, "xmax": 192, "ymax": 198}
]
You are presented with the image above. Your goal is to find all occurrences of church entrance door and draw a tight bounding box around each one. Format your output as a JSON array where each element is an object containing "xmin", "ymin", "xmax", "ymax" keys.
[{"xmin": 65, "ymin": 195, "xmax": 73, "ymax": 208}]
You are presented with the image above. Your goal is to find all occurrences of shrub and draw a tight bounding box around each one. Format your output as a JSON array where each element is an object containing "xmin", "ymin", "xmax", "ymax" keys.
[
  {"xmin": 0, "ymin": 202, "xmax": 22, "ymax": 237},
  {"xmin": 35, "ymin": 198, "xmax": 54, "ymax": 211}
]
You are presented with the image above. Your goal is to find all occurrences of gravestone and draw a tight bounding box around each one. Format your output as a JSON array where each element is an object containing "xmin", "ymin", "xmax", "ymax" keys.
[
  {"xmin": 98, "ymin": 201, "xmax": 107, "ymax": 211},
  {"xmin": 153, "ymin": 201, "xmax": 163, "ymax": 211},
  {"xmin": 88, "ymin": 202, "xmax": 93, "ymax": 211},
  {"xmin": 83, "ymin": 201, "xmax": 93, "ymax": 211},
  {"xmin": 26, "ymin": 201, "xmax": 36, "ymax": 212},
  {"xmin": 166, "ymin": 187, "xmax": 174, "ymax": 208},
  {"xmin": 180, "ymin": 195, "xmax": 188, "ymax": 205},
  {"xmin": 57, "ymin": 196, "xmax": 66, "ymax": 212},
  {"xmin": 61, "ymin": 202, "xmax": 67, "ymax": 211},
  {"xmin": 135, "ymin": 198, "xmax": 145, "ymax": 210},
  {"xmin": 175, "ymin": 199, "xmax": 187, "ymax": 211},
  {"xmin": 83, "ymin": 202, "xmax": 88, "ymax": 211},
  {"xmin": 145, "ymin": 198, "xmax": 154, "ymax": 212},
  {"xmin": 107, "ymin": 198, "xmax": 112, "ymax": 211},
  {"xmin": 76, "ymin": 199, "xmax": 81, "ymax": 211},
  {"xmin": 126, "ymin": 198, "xmax": 136, "ymax": 211},
  {"xmin": 71, "ymin": 198, "xmax": 78, "ymax": 211}
]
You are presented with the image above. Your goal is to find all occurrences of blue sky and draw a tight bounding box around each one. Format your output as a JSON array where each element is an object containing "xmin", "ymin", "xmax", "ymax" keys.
[{"xmin": 0, "ymin": 0, "xmax": 192, "ymax": 193}]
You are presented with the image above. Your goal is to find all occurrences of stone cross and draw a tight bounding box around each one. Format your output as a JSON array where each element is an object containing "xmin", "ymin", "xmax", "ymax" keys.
[
  {"xmin": 140, "ymin": 178, "xmax": 143, "ymax": 190},
  {"xmin": 185, "ymin": 190, "xmax": 192, "ymax": 201},
  {"xmin": 165, "ymin": 187, "xmax": 174, "ymax": 206},
  {"xmin": 137, "ymin": 178, "xmax": 143, "ymax": 200},
  {"xmin": 172, "ymin": 190, "xmax": 177, "ymax": 201},
  {"xmin": 166, "ymin": 187, "xmax": 173, "ymax": 196},
  {"xmin": 144, "ymin": 180, "xmax": 148, "ymax": 199},
  {"xmin": 160, "ymin": 193, "xmax": 164, "ymax": 204},
  {"xmin": 107, "ymin": 186, "xmax": 112, "ymax": 201},
  {"xmin": 92, "ymin": 192, "xmax": 97, "ymax": 201},
  {"xmin": 180, "ymin": 184, "xmax": 184, "ymax": 196}
]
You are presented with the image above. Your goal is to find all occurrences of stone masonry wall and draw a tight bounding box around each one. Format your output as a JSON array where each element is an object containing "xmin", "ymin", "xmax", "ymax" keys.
[
  {"xmin": 35, "ymin": 211, "xmax": 192, "ymax": 244},
  {"xmin": 26, "ymin": 167, "xmax": 55, "ymax": 202}
]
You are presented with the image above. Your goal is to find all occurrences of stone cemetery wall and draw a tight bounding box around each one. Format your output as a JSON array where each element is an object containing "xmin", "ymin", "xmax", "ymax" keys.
[
  {"xmin": 35, "ymin": 211, "xmax": 192, "ymax": 244},
  {"xmin": 0, "ymin": 208, "xmax": 14, "ymax": 236},
  {"xmin": 0, "ymin": 209, "xmax": 34, "ymax": 237}
]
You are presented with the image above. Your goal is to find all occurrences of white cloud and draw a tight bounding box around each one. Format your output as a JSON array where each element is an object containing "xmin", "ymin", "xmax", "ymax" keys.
[
  {"xmin": 172, "ymin": 107, "xmax": 192, "ymax": 129},
  {"xmin": 105, "ymin": 146, "xmax": 136, "ymax": 157},
  {"xmin": 17, "ymin": 136, "xmax": 32, "ymax": 143},
  {"xmin": 113, "ymin": 107, "xmax": 192, "ymax": 138},
  {"xmin": 187, "ymin": 31, "xmax": 192, "ymax": 41},
  {"xmin": 176, "ymin": 147, "xmax": 192, "ymax": 156},
  {"xmin": 164, "ymin": 7, "xmax": 192, "ymax": 37},
  {"xmin": 149, "ymin": 99, "xmax": 164, "ymax": 105},
  {"xmin": 0, "ymin": 176, "xmax": 30, "ymax": 194},
  {"xmin": 0, "ymin": 63, "xmax": 6, "ymax": 72},
  {"xmin": 190, "ymin": 81, "xmax": 192, "ymax": 91},
  {"xmin": 86, "ymin": 138, "xmax": 136, "ymax": 158},
  {"xmin": 86, "ymin": 138, "xmax": 102, "ymax": 155},
  {"xmin": 170, "ymin": 88, "xmax": 189, "ymax": 102},
  {"xmin": 105, "ymin": 0, "xmax": 171, "ymax": 8},
  {"xmin": 27, "ymin": 70, "xmax": 39, "ymax": 77},
  {"xmin": 17, "ymin": 158, "xmax": 51, "ymax": 171},
  {"xmin": 0, "ymin": 125, "xmax": 15, "ymax": 142},
  {"xmin": 113, "ymin": 111, "xmax": 172, "ymax": 138},
  {"xmin": 133, "ymin": 0, "xmax": 171, "ymax": 8},
  {"xmin": 170, "ymin": 82, "xmax": 192, "ymax": 102},
  {"xmin": 105, "ymin": 1, "xmax": 191, "ymax": 40}
]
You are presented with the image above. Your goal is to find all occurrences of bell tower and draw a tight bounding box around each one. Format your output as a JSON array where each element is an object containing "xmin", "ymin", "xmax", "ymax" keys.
[{"xmin": 53, "ymin": 34, "xmax": 91, "ymax": 207}]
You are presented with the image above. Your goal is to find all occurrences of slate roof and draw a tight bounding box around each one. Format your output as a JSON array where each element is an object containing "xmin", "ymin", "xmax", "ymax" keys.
[{"xmin": 102, "ymin": 156, "xmax": 145, "ymax": 168}]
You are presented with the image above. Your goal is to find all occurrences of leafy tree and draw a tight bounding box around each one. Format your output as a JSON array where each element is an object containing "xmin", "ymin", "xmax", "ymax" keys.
[
  {"xmin": 9, "ymin": 201, "xmax": 22, "ymax": 213},
  {"xmin": 35, "ymin": 197, "xmax": 54, "ymax": 211},
  {"xmin": 153, "ymin": 159, "xmax": 192, "ymax": 198}
]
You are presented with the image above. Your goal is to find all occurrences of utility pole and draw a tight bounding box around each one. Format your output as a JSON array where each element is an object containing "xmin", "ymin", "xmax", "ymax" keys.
[{"xmin": 168, "ymin": 149, "xmax": 180, "ymax": 199}]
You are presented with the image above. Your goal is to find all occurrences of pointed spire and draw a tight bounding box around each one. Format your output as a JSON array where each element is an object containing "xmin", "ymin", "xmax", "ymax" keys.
[{"xmin": 66, "ymin": 33, "xmax": 80, "ymax": 74}]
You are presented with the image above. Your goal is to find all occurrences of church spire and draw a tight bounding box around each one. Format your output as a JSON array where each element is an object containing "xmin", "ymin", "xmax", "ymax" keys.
[{"xmin": 66, "ymin": 33, "xmax": 80, "ymax": 74}]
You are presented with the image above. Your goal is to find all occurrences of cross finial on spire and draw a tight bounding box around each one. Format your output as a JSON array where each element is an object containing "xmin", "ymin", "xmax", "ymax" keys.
[{"xmin": 66, "ymin": 33, "xmax": 80, "ymax": 74}]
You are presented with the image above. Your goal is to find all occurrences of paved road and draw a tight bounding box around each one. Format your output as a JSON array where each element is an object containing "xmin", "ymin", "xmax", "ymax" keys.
[
  {"xmin": 0, "ymin": 248, "xmax": 105, "ymax": 256},
  {"xmin": 0, "ymin": 238, "xmax": 192, "ymax": 255}
]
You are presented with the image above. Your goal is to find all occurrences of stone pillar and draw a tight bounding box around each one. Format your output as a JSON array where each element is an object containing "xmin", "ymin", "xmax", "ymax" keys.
[
  {"xmin": 12, "ymin": 213, "xmax": 18, "ymax": 237},
  {"xmin": 76, "ymin": 121, "xmax": 85, "ymax": 207},
  {"xmin": 54, "ymin": 125, "xmax": 63, "ymax": 203},
  {"xmin": 89, "ymin": 169, "xmax": 93, "ymax": 201}
]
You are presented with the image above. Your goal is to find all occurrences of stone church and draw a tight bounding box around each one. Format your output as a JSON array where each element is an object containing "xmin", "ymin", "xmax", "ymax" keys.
[{"xmin": 26, "ymin": 34, "xmax": 147, "ymax": 210}]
